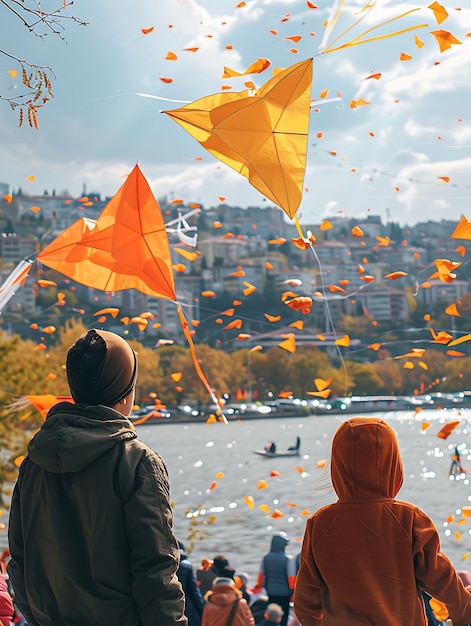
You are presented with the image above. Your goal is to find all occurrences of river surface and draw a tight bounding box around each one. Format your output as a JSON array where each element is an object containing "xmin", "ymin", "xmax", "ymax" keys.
[
  {"xmin": 2, "ymin": 409, "xmax": 470, "ymax": 589},
  {"xmin": 137, "ymin": 408, "xmax": 471, "ymax": 586}
]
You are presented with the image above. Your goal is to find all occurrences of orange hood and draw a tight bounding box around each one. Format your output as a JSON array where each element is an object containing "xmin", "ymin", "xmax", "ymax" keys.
[{"xmin": 331, "ymin": 417, "xmax": 404, "ymax": 501}]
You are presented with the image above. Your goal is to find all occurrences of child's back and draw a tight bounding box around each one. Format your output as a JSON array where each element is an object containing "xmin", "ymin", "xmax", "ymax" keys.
[{"xmin": 294, "ymin": 417, "xmax": 471, "ymax": 626}]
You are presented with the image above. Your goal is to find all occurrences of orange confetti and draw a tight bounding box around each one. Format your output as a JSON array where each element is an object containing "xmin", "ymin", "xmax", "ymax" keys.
[
  {"xmin": 259, "ymin": 504, "xmax": 270, "ymax": 514},
  {"xmin": 170, "ymin": 372, "xmax": 183, "ymax": 382},
  {"xmin": 165, "ymin": 51, "xmax": 178, "ymax": 61},
  {"xmin": 445, "ymin": 303, "xmax": 460, "ymax": 317},
  {"xmin": 279, "ymin": 334, "xmax": 296, "ymax": 353},
  {"xmin": 289, "ymin": 320, "xmax": 304, "ymax": 331},
  {"xmin": 265, "ymin": 314, "xmax": 282, "ymax": 323},
  {"xmin": 365, "ymin": 72, "xmax": 381, "ymax": 80},
  {"xmin": 208, "ymin": 481, "xmax": 217, "ymax": 491},
  {"xmin": 224, "ymin": 319, "xmax": 243, "ymax": 330},
  {"xmin": 41, "ymin": 326, "xmax": 56, "ymax": 335},
  {"xmin": 351, "ymin": 226, "xmax": 364, "ymax": 237},
  {"xmin": 438, "ymin": 176, "xmax": 450, "ymax": 183},
  {"xmin": 174, "ymin": 248, "xmax": 199, "ymax": 261},
  {"xmin": 430, "ymin": 30, "xmax": 462, "ymax": 52},
  {"xmin": 400, "ymin": 52, "xmax": 413, "ymax": 61},
  {"xmin": 316, "ymin": 459, "xmax": 327, "ymax": 468},
  {"xmin": 141, "ymin": 27, "xmax": 154, "ymax": 34},
  {"xmin": 270, "ymin": 510, "xmax": 284, "ymax": 519},
  {"xmin": 244, "ymin": 496, "xmax": 255, "ymax": 509},
  {"xmin": 429, "ymin": 1, "xmax": 448, "ymax": 23},
  {"xmin": 335, "ymin": 335, "xmax": 350, "ymax": 347},
  {"xmin": 295, "ymin": 466, "xmax": 305, "ymax": 474},
  {"xmin": 201, "ymin": 290, "xmax": 216, "ymax": 297},
  {"xmin": 257, "ymin": 480, "xmax": 268, "ymax": 489},
  {"xmin": 384, "ymin": 271, "xmax": 408, "ymax": 280},
  {"xmin": 436, "ymin": 421, "xmax": 461, "ymax": 439},
  {"xmin": 172, "ymin": 263, "xmax": 187, "ymax": 273},
  {"xmin": 270, "ymin": 470, "xmax": 281, "ymax": 477},
  {"xmin": 320, "ymin": 219, "xmax": 333, "ymax": 231},
  {"xmin": 243, "ymin": 281, "xmax": 256, "ymax": 296},
  {"xmin": 268, "ymin": 238, "xmax": 286, "ymax": 245},
  {"xmin": 159, "ymin": 77, "xmax": 173, "ymax": 84},
  {"xmin": 350, "ymin": 98, "xmax": 370, "ymax": 108}
]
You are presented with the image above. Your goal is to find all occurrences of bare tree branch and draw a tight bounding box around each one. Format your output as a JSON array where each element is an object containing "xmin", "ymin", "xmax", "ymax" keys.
[{"xmin": 0, "ymin": 0, "xmax": 87, "ymax": 128}]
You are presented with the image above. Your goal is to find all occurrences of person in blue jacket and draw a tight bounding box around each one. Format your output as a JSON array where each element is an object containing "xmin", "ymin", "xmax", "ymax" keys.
[
  {"xmin": 177, "ymin": 542, "xmax": 205, "ymax": 626},
  {"xmin": 257, "ymin": 533, "xmax": 296, "ymax": 626}
]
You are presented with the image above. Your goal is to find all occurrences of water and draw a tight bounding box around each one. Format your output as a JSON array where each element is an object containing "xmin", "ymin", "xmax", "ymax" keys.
[{"xmin": 138, "ymin": 408, "xmax": 471, "ymax": 586}]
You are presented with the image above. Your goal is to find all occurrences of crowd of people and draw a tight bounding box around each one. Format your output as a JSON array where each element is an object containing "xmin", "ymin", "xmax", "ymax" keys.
[{"xmin": 2, "ymin": 329, "xmax": 471, "ymax": 625}]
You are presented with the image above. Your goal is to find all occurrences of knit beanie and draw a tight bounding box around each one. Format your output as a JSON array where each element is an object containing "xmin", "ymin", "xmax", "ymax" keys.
[{"xmin": 66, "ymin": 329, "xmax": 137, "ymax": 407}]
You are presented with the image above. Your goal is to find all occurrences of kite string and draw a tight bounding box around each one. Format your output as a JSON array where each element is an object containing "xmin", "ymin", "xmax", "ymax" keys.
[{"xmin": 294, "ymin": 216, "xmax": 349, "ymax": 397}]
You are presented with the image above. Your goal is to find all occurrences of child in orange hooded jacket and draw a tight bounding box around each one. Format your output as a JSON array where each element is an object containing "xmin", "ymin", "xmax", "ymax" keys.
[{"xmin": 294, "ymin": 417, "xmax": 471, "ymax": 625}]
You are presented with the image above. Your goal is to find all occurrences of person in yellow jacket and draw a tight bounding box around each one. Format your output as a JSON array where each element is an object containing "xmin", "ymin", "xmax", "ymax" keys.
[{"xmin": 294, "ymin": 417, "xmax": 471, "ymax": 626}]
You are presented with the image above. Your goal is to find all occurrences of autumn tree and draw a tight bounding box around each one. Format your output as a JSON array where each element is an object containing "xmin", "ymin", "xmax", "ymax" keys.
[{"xmin": 1, "ymin": 0, "xmax": 87, "ymax": 126}]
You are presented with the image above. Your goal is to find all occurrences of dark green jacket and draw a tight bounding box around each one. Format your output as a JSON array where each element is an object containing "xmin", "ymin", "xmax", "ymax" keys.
[{"xmin": 7, "ymin": 402, "xmax": 187, "ymax": 626}]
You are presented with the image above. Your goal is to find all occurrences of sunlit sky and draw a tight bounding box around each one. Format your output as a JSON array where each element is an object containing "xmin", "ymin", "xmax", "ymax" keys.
[{"xmin": 0, "ymin": 0, "xmax": 470, "ymax": 226}]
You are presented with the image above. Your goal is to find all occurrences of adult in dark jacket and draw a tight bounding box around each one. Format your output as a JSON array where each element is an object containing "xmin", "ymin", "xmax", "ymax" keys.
[
  {"xmin": 177, "ymin": 542, "xmax": 205, "ymax": 626},
  {"xmin": 7, "ymin": 329, "xmax": 186, "ymax": 626},
  {"xmin": 257, "ymin": 533, "xmax": 296, "ymax": 626}
]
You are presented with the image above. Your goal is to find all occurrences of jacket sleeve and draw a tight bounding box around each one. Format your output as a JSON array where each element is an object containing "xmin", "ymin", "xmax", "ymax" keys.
[
  {"xmin": 121, "ymin": 449, "xmax": 187, "ymax": 626},
  {"xmin": 413, "ymin": 507, "xmax": 471, "ymax": 626},
  {"xmin": 0, "ymin": 574, "xmax": 14, "ymax": 626},
  {"xmin": 184, "ymin": 564, "xmax": 205, "ymax": 616},
  {"xmin": 240, "ymin": 598, "xmax": 255, "ymax": 626},
  {"xmin": 6, "ymin": 469, "xmax": 38, "ymax": 626},
  {"xmin": 293, "ymin": 518, "xmax": 323, "ymax": 626}
]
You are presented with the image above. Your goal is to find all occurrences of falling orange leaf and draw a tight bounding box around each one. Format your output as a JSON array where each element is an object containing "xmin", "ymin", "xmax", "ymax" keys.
[
  {"xmin": 350, "ymin": 98, "xmax": 370, "ymax": 108},
  {"xmin": 436, "ymin": 421, "xmax": 460, "ymax": 440},
  {"xmin": 243, "ymin": 281, "xmax": 256, "ymax": 296},
  {"xmin": 352, "ymin": 225, "xmax": 364, "ymax": 237},
  {"xmin": 429, "ymin": 1, "xmax": 448, "ymax": 23},
  {"xmin": 430, "ymin": 30, "xmax": 462, "ymax": 52},
  {"xmin": 445, "ymin": 303, "xmax": 460, "ymax": 317},
  {"xmin": 279, "ymin": 334, "xmax": 296, "ymax": 353},
  {"xmin": 384, "ymin": 271, "xmax": 408, "ymax": 280},
  {"xmin": 244, "ymin": 495, "xmax": 255, "ymax": 509}
]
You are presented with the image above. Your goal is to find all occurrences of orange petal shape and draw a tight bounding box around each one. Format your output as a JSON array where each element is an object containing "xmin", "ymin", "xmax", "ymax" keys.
[
  {"xmin": 384, "ymin": 271, "xmax": 408, "ymax": 280},
  {"xmin": 201, "ymin": 290, "xmax": 216, "ymax": 297},
  {"xmin": 257, "ymin": 480, "xmax": 268, "ymax": 489},
  {"xmin": 259, "ymin": 504, "xmax": 270, "ymax": 514},
  {"xmin": 335, "ymin": 335, "xmax": 350, "ymax": 347},
  {"xmin": 244, "ymin": 496, "xmax": 255, "ymax": 509},
  {"xmin": 265, "ymin": 314, "xmax": 281, "ymax": 323},
  {"xmin": 436, "ymin": 421, "xmax": 461, "ymax": 440},
  {"xmin": 270, "ymin": 509, "xmax": 284, "ymax": 519},
  {"xmin": 445, "ymin": 303, "xmax": 460, "ymax": 317},
  {"xmin": 93, "ymin": 307, "xmax": 120, "ymax": 318},
  {"xmin": 279, "ymin": 334, "xmax": 296, "ymax": 353}
]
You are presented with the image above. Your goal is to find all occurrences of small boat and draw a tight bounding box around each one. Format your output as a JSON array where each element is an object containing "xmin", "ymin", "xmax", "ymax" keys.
[
  {"xmin": 254, "ymin": 437, "xmax": 301, "ymax": 457},
  {"xmin": 254, "ymin": 448, "xmax": 300, "ymax": 458}
]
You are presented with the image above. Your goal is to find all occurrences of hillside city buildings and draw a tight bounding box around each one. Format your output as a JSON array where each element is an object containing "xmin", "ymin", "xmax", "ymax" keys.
[{"xmin": 0, "ymin": 181, "xmax": 468, "ymax": 353}]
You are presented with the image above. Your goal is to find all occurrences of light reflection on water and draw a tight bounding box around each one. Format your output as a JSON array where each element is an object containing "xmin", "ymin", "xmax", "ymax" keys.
[{"xmin": 138, "ymin": 408, "xmax": 471, "ymax": 583}]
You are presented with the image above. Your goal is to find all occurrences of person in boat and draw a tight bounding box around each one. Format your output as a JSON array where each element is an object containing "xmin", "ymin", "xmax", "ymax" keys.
[
  {"xmin": 265, "ymin": 442, "xmax": 277, "ymax": 454},
  {"xmin": 287, "ymin": 437, "xmax": 300, "ymax": 452},
  {"xmin": 449, "ymin": 444, "xmax": 465, "ymax": 477}
]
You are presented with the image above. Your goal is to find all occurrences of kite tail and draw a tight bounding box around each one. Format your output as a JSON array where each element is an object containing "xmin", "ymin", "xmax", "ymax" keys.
[{"xmin": 177, "ymin": 304, "xmax": 227, "ymax": 424}]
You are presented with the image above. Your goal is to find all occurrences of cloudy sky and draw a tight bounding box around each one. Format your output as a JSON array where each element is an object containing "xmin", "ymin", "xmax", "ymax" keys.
[{"xmin": 0, "ymin": 0, "xmax": 470, "ymax": 226}]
